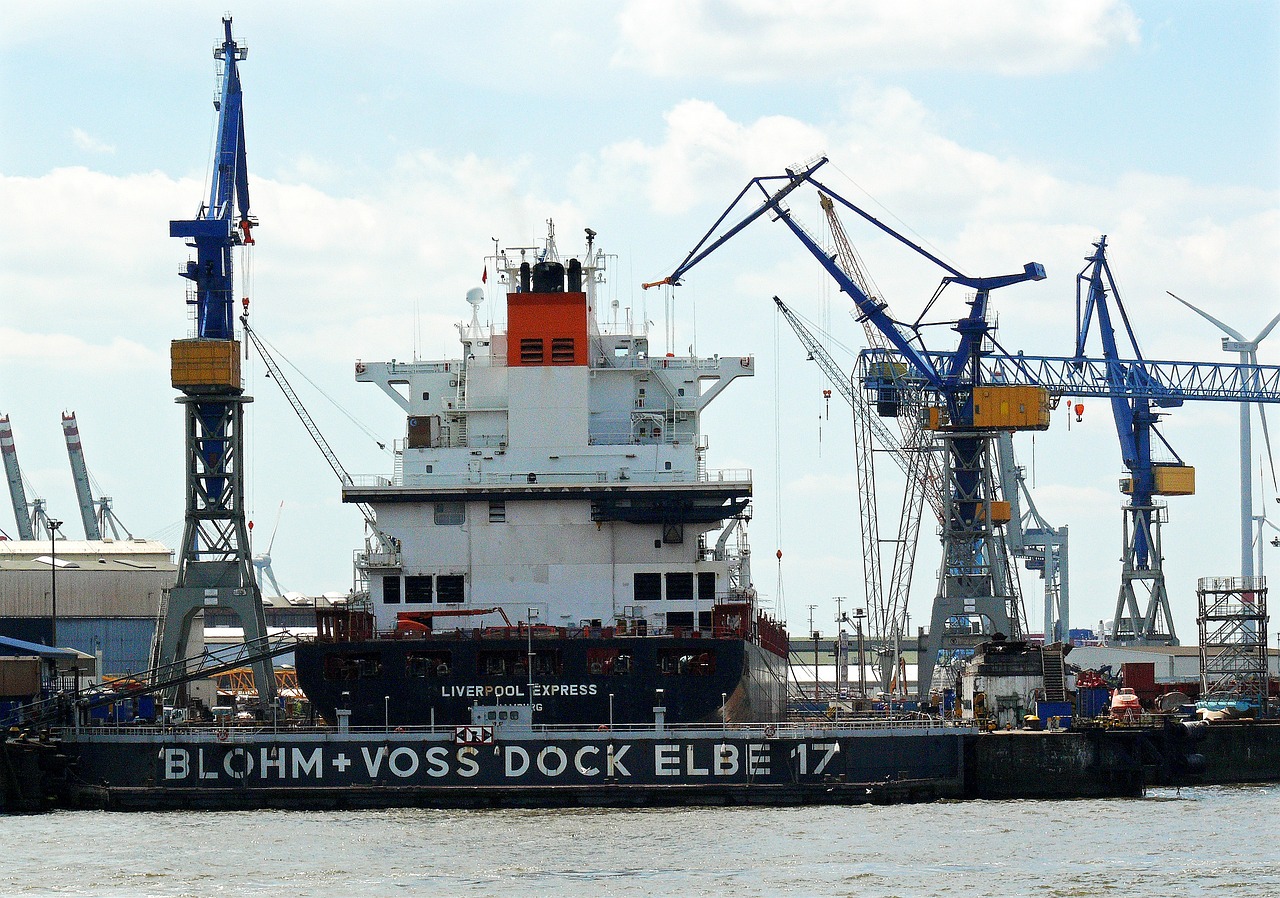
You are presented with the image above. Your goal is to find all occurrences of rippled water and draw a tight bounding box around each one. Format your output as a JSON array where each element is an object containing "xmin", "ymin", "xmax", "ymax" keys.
[{"xmin": 2, "ymin": 785, "xmax": 1277, "ymax": 897}]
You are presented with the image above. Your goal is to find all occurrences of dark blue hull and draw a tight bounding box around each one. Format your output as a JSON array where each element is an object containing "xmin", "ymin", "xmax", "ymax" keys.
[{"xmin": 294, "ymin": 635, "xmax": 787, "ymax": 728}]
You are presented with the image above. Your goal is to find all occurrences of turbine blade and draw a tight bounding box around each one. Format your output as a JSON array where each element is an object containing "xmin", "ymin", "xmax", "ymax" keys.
[
  {"xmin": 1260, "ymin": 403, "xmax": 1277, "ymax": 491},
  {"xmin": 1167, "ymin": 292, "xmax": 1244, "ymax": 341},
  {"xmin": 267, "ymin": 500, "xmax": 284, "ymax": 554},
  {"xmin": 1253, "ymin": 309, "xmax": 1280, "ymax": 344}
]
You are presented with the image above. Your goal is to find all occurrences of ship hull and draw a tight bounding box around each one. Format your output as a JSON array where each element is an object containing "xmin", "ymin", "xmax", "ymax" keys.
[{"xmin": 294, "ymin": 635, "xmax": 786, "ymax": 728}]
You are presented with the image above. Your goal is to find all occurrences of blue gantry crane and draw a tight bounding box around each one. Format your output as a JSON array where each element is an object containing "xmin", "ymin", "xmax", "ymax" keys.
[
  {"xmin": 153, "ymin": 17, "xmax": 275, "ymax": 706},
  {"xmin": 1073, "ymin": 237, "xmax": 1192, "ymax": 645},
  {"xmin": 653, "ymin": 157, "xmax": 1052, "ymax": 696},
  {"xmin": 655, "ymin": 156, "xmax": 1280, "ymax": 694}
]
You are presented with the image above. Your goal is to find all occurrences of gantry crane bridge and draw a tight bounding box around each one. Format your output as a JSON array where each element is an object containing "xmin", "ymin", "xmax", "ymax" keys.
[{"xmin": 652, "ymin": 156, "xmax": 1280, "ymax": 696}]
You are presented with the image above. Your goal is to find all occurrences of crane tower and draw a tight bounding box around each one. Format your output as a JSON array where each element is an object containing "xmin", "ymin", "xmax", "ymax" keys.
[{"xmin": 153, "ymin": 17, "xmax": 275, "ymax": 706}]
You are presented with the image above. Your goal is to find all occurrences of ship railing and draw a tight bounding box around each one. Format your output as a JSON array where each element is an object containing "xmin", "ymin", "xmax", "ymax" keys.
[
  {"xmin": 373, "ymin": 468, "xmax": 753, "ymax": 489},
  {"xmin": 63, "ymin": 716, "xmax": 977, "ymax": 738}
]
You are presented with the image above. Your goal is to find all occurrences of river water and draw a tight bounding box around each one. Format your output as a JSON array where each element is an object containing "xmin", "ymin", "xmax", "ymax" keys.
[{"xmin": 2, "ymin": 785, "xmax": 1277, "ymax": 897}]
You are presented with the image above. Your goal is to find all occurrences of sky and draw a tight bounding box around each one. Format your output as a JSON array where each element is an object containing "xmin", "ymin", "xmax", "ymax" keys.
[{"xmin": 1, "ymin": 1, "xmax": 1278, "ymax": 645}]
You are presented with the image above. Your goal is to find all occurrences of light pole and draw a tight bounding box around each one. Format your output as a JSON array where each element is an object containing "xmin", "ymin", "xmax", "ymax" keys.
[
  {"xmin": 526, "ymin": 606, "xmax": 539, "ymax": 710},
  {"xmin": 854, "ymin": 608, "xmax": 867, "ymax": 700},
  {"xmin": 808, "ymin": 604, "xmax": 819, "ymax": 702},
  {"xmin": 384, "ymin": 694, "xmax": 390, "ymax": 733},
  {"xmin": 48, "ymin": 519, "xmax": 63, "ymax": 647}
]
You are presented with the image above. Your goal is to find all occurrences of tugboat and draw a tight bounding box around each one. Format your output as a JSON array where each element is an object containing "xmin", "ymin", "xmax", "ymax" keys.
[{"xmin": 294, "ymin": 225, "xmax": 788, "ymax": 727}]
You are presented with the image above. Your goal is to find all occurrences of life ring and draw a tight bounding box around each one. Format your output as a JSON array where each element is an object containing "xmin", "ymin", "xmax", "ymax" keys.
[
  {"xmin": 215, "ymin": 728, "xmax": 229, "ymax": 742},
  {"xmin": 763, "ymin": 724, "xmax": 777, "ymax": 738}
]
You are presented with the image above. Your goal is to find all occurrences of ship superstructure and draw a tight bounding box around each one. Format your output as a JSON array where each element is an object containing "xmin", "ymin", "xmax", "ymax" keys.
[{"xmin": 295, "ymin": 226, "xmax": 787, "ymax": 726}]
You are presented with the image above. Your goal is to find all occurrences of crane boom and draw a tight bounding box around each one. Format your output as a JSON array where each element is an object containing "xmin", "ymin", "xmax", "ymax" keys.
[
  {"xmin": 61, "ymin": 412, "xmax": 102, "ymax": 540},
  {"xmin": 0, "ymin": 414, "xmax": 35, "ymax": 540},
  {"xmin": 239, "ymin": 314, "xmax": 387, "ymax": 545}
]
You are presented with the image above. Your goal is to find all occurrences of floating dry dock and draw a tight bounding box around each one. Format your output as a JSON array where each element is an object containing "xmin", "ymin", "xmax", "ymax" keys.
[{"xmin": 10, "ymin": 714, "xmax": 1271, "ymax": 812}]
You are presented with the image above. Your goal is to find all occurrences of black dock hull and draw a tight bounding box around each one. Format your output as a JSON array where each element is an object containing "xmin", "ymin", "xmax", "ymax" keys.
[{"xmin": 294, "ymin": 635, "xmax": 787, "ymax": 727}]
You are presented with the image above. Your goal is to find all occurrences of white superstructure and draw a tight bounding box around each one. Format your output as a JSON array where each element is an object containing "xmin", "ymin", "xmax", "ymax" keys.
[{"xmin": 346, "ymin": 229, "xmax": 756, "ymax": 635}]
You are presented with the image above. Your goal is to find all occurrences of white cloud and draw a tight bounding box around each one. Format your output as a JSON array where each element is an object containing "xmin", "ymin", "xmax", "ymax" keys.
[
  {"xmin": 71, "ymin": 127, "xmax": 114, "ymax": 154},
  {"xmin": 613, "ymin": 0, "xmax": 1142, "ymax": 79}
]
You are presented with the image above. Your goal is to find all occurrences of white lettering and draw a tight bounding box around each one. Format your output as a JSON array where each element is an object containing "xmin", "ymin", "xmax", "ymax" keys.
[
  {"xmin": 607, "ymin": 744, "xmax": 631, "ymax": 777},
  {"xmin": 505, "ymin": 746, "xmax": 530, "ymax": 777},
  {"xmin": 686, "ymin": 744, "xmax": 709, "ymax": 776},
  {"xmin": 361, "ymin": 746, "xmax": 387, "ymax": 777},
  {"xmin": 655, "ymin": 744, "xmax": 681, "ymax": 776},
  {"xmin": 574, "ymin": 745, "xmax": 600, "ymax": 776},
  {"xmin": 747, "ymin": 743, "xmax": 770, "ymax": 775},
  {"xmin": 388, "ymin": 747, "xmax": 419, "ymax": 778},
  {"xmin": 812, "ymin": 742, "xmax": 840, "ymax": 775},
  {"xmin": 260, "ymin": 747, "xmax": 285, "ymax": 778},
  {"xmin": 457, "ymin": 747, "xmax": 479, "ymax": 778},
  {"xmin": 425, "ymin": 746, "xmax": 449, "ymax": 778},
  {"xmin": 714, "ymin": 743, "xmax": 739, "ymax": 776},
  {"xmin": 293, "ymin": 747, "xmax": 324, "ymax": 778},
  {"xmin": 537, "ymin": 746, "xmax": 568, "ymax": 777},
  {"xmin": 794, "ymin": 742, "xmax": 807, "ymax": 775},
  {"xmin": 163, "ymin": 748, "xmax": 189, "ymax": 780},
  {"xmin": 223, "ymin": 747, "xmax": 254, "ymax": 779},
  {"xmin": 198, "ymin": 748, "xmax": 218, "ymax": 780}
]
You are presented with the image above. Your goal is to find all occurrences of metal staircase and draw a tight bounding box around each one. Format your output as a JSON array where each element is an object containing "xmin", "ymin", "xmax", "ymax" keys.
[{"xmin": 1041, "ymin": 643, "xmax": 1067, "ymax": 703}]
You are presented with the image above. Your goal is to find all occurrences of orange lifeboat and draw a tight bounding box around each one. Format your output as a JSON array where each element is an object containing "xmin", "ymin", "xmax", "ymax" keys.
[{"xmin": 1110, "ymin": 687, "xmax": 1141, "ymax": 722}]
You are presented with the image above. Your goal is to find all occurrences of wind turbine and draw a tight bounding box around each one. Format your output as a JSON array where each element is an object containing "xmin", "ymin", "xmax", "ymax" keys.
[
  {"xmin": 252, "ymin": 501, "xmax": 287, "ymax": 597},
  {"xmin": 1170, "ymin": 293, "xmax": 1280, "ymax": 579}
]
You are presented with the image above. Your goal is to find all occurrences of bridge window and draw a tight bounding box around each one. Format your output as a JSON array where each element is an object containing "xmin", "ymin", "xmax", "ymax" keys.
[
  {"xmin": 434, "ymin": 502, "xmax": 464, "ymax": 526},
  {"xmin": 382, "ymin": 576, "xmax": 401, "ymax": 604},
  {"xmin": 665, "ymin": 572, "xmax": 693, "ymax": 601},
  {"xmin": 404, "ymin": 575, "xmax": 433, "ymax": 604},
  {"xmin": 437, "ymin": 575, "xmax": 465, "ymax": 604},
  {"xmin": 634, "ymin": 573, "xmax": 661, "ymax": 603}
]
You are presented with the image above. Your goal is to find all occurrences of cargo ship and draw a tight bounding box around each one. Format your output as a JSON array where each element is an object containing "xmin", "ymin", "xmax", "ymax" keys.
[{"xmin": 293, "ymin": 225, "xmax": 789, "ymax": 728}]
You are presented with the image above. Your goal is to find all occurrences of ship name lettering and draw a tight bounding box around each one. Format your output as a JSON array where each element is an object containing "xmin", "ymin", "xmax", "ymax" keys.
[
  {"xmin": 457, "ymin": 746, "xmax": 480, "ymax": 777},
  {"xmin": 197, "ymin": 748, "xmax": 218, "ymax": 780},
  {"xmin": 537, "ymin": 746, "xmax": 568, "ymax": 776},
  {"xmin": 361, "ymin": 745, "xmax": 387, "ymax": 777},
  {"xmin": 504, "ymin": 746, "xmax": 531, "ymax": 777},
  {"xmin": 259, "ymin": 747, "xmax": 286, "ymax": 778},
  {"xmin": 163, "ymin": 748, "xmax": 188, "ymax": 780},
  {"xmin": 530, "ymin": 684, "xmax": 598, "ymax": 697},
  {"xmin": 388, "ymin": 747, "xmax": 419, "ymax": 777},
  {"xmin": 607, "ymin": 743, "xmax": 631, "ymax": 777},
  {"xmin": 574, "ymin": 745, "xmax": 599, "ymax": 776},
  {"xmin": 425, "ymin": 746, "xmax": 450, "ymax": 777},
  {"xmin": 747, "ymin": 743, "xmax": 770, "ymax": 775},
  {"xmin": 223, "ymin": 747, "xmax": 254, "ymax": 779},
  {"xmin": 292, "ymin": 747, "xmax": 324, "ymax": 779},
  {"xmin": 715, "ymin": 743, "xmax": 739, "ymax": 776},
  {"xmin": 812, "ymin": 742, "xmax": 839, "ymax": 775},
  {"xmin": 655, "ymin": 744, "xmax": 680, "ymax": 776},
  {"xmin": 685, "ymin": 744, "xmax": 709, "ymax": 776}
]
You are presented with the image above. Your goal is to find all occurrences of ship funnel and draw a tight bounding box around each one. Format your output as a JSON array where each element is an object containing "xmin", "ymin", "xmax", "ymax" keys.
[
  {"xmin": 531, "ymin": 261, "xmax": 565, "ymax": 293},
  {"xmin": 567, "ymin": 258, "xmax": 582, "ymax": 292}
]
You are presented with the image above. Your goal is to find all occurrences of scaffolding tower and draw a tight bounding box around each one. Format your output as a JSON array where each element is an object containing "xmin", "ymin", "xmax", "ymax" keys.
[{"xmin": 1197, "ymin": 576, "xmax": 1270, "ymax": 712}]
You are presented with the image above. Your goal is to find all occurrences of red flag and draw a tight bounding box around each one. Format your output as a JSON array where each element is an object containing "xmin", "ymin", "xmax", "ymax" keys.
[{"xmin": 482, "ymin": 265, "xmax": 488, "ymax": 284}]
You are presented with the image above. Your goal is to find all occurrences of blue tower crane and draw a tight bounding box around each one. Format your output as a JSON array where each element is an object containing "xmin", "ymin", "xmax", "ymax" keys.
[{"xmin": 154, "ymin": 17, "xmax": 276, "ymax": 708}]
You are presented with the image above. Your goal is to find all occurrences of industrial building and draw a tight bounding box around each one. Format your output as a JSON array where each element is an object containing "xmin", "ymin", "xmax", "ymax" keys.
[{"xmin": 0, "ymin": 539, "xmax": 175, "ymax": 677}]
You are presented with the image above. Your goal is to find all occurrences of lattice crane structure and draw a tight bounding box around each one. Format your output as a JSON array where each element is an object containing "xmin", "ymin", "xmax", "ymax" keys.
[
  {"xmin": 154, "ymin": 17, "xmax": 275, "ymax": 706},
  {"xmin": 654, "ymin": 157, "xmax": 1280, "ymax": 695}
]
